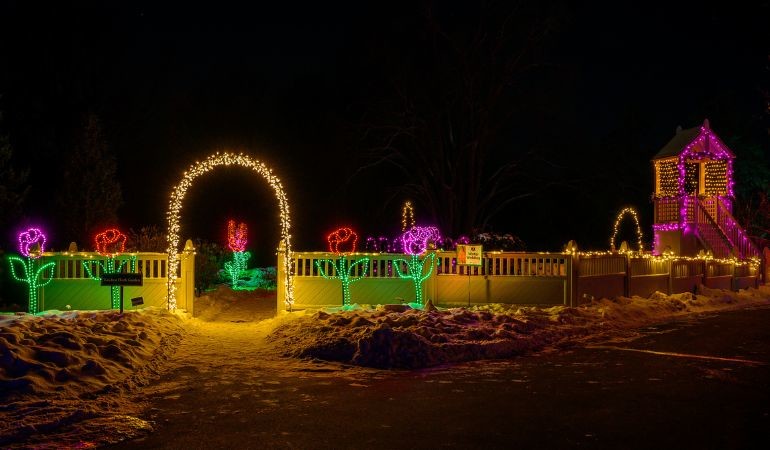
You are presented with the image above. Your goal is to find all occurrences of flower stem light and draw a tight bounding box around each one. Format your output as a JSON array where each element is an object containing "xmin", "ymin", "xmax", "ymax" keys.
[
  {"xmin": 8, "ymin": 227, "xmax": 55, "ymax": 314},
  {"xmin": 316, "ymin": 227, "xmax": 369, "ymax": 306},
  {"xmin": 166, "ymin": 152, "xmax": 294, "ymax": 310}
]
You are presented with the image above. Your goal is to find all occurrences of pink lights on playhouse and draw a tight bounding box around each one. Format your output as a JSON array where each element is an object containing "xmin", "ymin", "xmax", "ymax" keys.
[
  {"xmin": 675, "ymin": 124, "xmax": 734, "ymax": 199},
  {"xmin": 653, "ymin": 223, "xmax": 681, "ymax": 232}
]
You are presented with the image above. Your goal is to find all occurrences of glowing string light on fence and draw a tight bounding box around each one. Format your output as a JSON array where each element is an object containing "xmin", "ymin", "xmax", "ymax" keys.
[
  {"xmin": 315, "ymin": 227, "xmax": 369, "ymax": 306},
  {"xmin": 82, "ymin": 228, "xmax": 136, "ymax": 309},
  {"xmin": 8, "ymin": 227, "xmax": 55, "ymax": 314},
  {"xmin": 402, "ymin": 201, "xmax": 415, "ymax": 232},
  {"xmin": 610, "ymin": 208, "xmax": 644, "ymax": 253},
  {"xmin": 224, "ymin": 219, "xmax": 251, "ymax": 289},
  {"xmin": 393, "ymin": 226, "xmax": 440, "ymax": 306},
  {"xmin": 166, "ymin": 152, "xmax": 293, "ymax": 310}
]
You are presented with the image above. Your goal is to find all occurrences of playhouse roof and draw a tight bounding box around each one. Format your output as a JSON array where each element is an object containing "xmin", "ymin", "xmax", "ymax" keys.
[
  {"xmin": 652, "ymin": 119, "xmax": 735, "ymax": 161},
  {"xmin": 653, "ymin": 126, "xmax": 700, "ymax": 160}
]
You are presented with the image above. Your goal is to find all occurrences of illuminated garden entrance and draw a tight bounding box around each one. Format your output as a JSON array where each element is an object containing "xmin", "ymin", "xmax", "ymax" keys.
[{"xmin": 166, "ymin": 152, "xmax": 294, "ymax": 310}]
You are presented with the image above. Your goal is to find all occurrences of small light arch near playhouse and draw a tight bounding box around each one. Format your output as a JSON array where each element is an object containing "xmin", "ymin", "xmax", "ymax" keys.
[
  {"xmin": 166, "ymin": 152, "xmax": 294, "ymax": 310},
  {"xmin": 610, "ymin": 207, "xmax": 644, "ymax": 252}
]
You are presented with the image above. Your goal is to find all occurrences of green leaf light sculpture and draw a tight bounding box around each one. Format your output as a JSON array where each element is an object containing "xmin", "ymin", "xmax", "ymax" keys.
[{"xmin": 316, "ymin": 227, "xmax": 369, "ymax": 306}]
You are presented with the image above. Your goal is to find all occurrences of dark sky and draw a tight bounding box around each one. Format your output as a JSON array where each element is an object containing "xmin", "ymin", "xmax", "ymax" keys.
[{"xmin": 1, "ymin": 1, "xmax": 768, "ymax": 264}]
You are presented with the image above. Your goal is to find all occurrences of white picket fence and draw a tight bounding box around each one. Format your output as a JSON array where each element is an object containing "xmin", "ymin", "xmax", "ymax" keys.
[
  {"xmin": 279, "ymin": 250, "xmax": 574, "ymax": 310},
  {"xmin": 279, "ymin": 250, "xmax": 762, "ymax": 310},
  {"xmin": 37, "ymin": 250, "xmax": 195, "ymax": 312}
]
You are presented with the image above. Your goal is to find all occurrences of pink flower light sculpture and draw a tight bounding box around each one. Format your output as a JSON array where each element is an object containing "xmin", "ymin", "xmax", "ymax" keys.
[
  {"xmin": 401, "ymin": 226, "xmax": 441, "ymax": 255},
  {"xmin": 395, "ymin": 226, "xmax": 440, "ymax": 306},
  {"xmin": 18, "ymin": 227, "xmax": 46, "ymax": 259}
]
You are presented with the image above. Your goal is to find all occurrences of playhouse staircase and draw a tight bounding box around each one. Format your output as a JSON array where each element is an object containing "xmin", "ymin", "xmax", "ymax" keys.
[{"xmin": 693, "ymin": 198, "xmax": 760, "ymax": 259}]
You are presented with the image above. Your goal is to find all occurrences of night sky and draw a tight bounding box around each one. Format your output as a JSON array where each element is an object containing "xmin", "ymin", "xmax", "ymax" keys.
[{"xmin": 1, "ymin": 1, "xmax": 768, "ymax": 265}]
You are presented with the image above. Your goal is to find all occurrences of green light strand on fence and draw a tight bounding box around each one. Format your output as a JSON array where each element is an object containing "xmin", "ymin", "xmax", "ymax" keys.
[
  {"xmin": 393, "ymin": 253, "xmax": 435, "ymax": 306},
  {"xmin": 8, "ymin": 255, "xmax": 55, "ymax": 314},
  {"xmin": 83, "ymin": 256, "xmax": 136, "ymax": 309},
  {"xmin": 316, "ymin": 255, "xmax": 370, "ymax": 306}
]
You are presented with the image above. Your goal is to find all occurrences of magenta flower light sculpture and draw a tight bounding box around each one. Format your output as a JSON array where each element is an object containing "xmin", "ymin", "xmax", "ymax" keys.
[
  {"xmin": 316, "ymin": 227, "xmax": 369, "ymax": 306},
  {"xmin": 394, "ymin": 226, "xmax": 440, "ymax": 306},
  {"xmin": 8, "ymin": 227, "xmax": 55, "ymax": 314}
]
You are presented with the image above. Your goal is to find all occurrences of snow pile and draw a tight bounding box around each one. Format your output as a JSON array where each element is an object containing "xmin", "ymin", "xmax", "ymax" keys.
[
  {"xmin": 194, "ymin": 285, "xmax": 276, "ymax": 322},
  {"xmin": 267, "ymin": 286, "xmax": 770, "ymax": 369},
  {"xmin": 0, "ymin": 308, "xmax": 185, "ymax": 401},
  {"xmin": 0, "ymin": 308, "xmax": 186, "ymax": 447}
]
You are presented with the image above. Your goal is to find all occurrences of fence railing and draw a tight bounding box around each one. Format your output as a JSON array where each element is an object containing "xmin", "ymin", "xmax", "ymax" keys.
[
  {"xmin": 36, "ymin": 251, "xmax": 194, "ymax": 312},
  {"xmin": 284, "ymin": 251, "xmax": 573, "ymax": 309},
  {"xmin": 280, "ymin": 250, "xmax": 761, "ymax": 310},
  {"xmin": 713, "ymin": 197, "xmax": 761, "ymax": 259}
]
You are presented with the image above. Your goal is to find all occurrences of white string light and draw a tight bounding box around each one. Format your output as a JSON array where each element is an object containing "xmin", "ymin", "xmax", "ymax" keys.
[
  {"xmin": 610, "ymin": 207, "xmax": 644, "ymax": 253},
  {"xmin": 166, "ymin": 152, "xmax": 294, "ymax": 309}
]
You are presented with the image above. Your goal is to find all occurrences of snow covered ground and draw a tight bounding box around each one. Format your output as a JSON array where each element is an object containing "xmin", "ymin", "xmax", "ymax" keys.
[
  {"xmin": 0, "ymin": 308, "xmax": 186, "ymax": 447},
  {"xmin": 266, "ymin": 285, "xmax": 770, "ymax": 369},
  {"xmin": 1, "ymin": 284, "xmax": 769, "ymax": 447}
]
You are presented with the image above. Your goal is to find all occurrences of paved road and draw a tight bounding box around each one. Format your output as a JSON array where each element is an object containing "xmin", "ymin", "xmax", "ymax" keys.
[{"xmin": 111, "ymin": 306, "xmax": 770, "ymax": 450}]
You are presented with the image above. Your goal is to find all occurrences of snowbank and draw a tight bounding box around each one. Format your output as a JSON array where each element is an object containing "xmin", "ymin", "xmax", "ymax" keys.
[
  {"xmin": 267, "ymin": 286, "xmax": 770, "ymax": 369},
  {"xmin": 0, "ymin": 308, "xmax": 186, "ymax": 447},
  {"xmin": 0, "ymin": 308, "xmax": 185, "ymax": 402}
]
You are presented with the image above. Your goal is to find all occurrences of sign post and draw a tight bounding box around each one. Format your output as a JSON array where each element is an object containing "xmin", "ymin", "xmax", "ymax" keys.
[
  {"xmin": 101, "ymin": 273, "xmax": 143, "ymax": 314},
  {"xmin": 457, "ymin": 245, "xmax": 482, "ymax": 307}
]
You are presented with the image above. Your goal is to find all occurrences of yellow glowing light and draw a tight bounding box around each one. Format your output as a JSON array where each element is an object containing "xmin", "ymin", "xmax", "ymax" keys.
[
  {"xmin": 610, "ymin": 207, "xmax": 644, "ymax": 253},
  {"xmin": 401, "ymin": 201, "xmax": 415, "ymax": 232},
  {"xmin": 166, "ymin": 152, "xmax": 293, "ymax": 309},
  {"xmin": 566, "ymin": 249, "xmax": 759, "ymax": 271}
]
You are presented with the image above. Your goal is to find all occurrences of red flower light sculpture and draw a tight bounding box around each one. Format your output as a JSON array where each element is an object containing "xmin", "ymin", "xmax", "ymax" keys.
[
  {"xmin": 327, "ymin": 227, "xmax": 358, "ymax": 255},
  {"xmin": 86, "ymin": 228, "xmax": 133, "ymax": 309},
  {"xmin": 227, "ymin": 220, "xmax": 248, "ymax": 253},
  {"xmin": 94, "ymin": 228, "xmax": 127, "ymax": 257}
]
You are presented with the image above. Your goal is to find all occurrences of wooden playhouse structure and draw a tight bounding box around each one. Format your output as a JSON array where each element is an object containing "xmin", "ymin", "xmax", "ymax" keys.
[{"xmin": 652, "ymin": 119, "xmax": 760, "ymax": 259}]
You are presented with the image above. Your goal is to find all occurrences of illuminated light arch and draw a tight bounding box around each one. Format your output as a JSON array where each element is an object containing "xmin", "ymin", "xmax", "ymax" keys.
[
  {"xmin": 610, "ymin": 207, "xmax": 644, "ymax": 252},
  {"xmin": 167, "ymin": 152, "xmax": 293, "ymax": 309}
]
